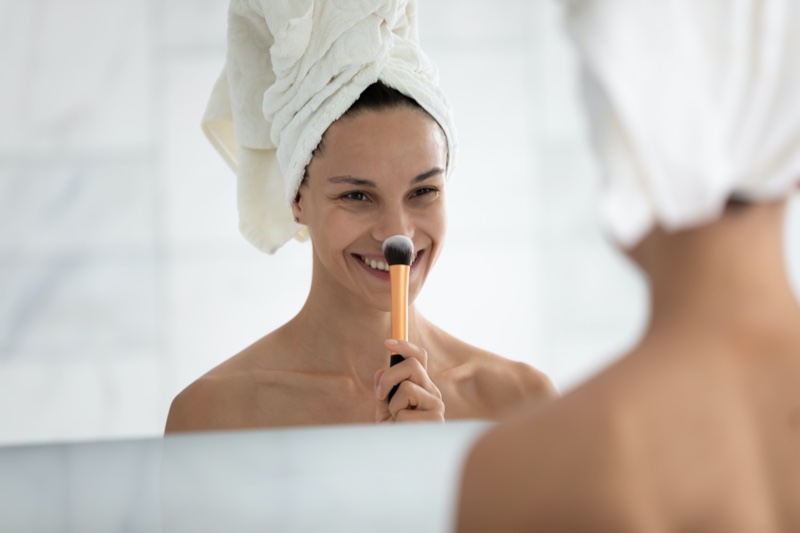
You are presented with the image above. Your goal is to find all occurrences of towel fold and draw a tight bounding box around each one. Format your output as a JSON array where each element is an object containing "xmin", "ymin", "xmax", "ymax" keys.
[
  {"xmin": 203, "ymin": 0, "xmax": 456, "ymax": 254},
  {"xmin": 562, "ymin": 0, "xmax": 800, "ymax": 247}
]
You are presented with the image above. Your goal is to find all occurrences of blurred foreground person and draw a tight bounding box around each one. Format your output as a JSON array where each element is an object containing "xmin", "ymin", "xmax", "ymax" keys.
[{"xmin": 457, "ymin": 0, "xmax": 800, "ymax": 531}]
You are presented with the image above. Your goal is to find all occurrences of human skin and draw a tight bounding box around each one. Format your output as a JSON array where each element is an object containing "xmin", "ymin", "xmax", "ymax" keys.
[
  {"xmin": 165, "ymin": 107, "xmax": 555, "ymax": 432},
  {"xmin": 456, "ymin": 198, "xmax": 800, "ymax": 532}
]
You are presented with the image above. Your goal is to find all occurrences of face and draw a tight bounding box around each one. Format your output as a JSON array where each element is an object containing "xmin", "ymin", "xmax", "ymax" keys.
[{"xmin": 292, "ymin": 106, "xmax": 448, "ymax": 311}]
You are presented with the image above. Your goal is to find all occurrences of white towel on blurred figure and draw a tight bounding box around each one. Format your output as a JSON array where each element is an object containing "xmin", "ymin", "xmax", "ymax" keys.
[
  {"xmin": 562, "ymin": 0, "xmax": 800, "ymax": 248},
  {"xmin": 203, "ymin": 0, "xmax": 456, "ymax": 254}
]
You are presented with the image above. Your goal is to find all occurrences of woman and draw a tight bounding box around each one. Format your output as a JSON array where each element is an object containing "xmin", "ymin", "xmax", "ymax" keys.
[
  {"xmin": 457, "ymin": 0, "xmax": 800, "ymax": 531},
  {"xmin": 166, "ymin": 1, "xmax": 554, "ymax": 432}
]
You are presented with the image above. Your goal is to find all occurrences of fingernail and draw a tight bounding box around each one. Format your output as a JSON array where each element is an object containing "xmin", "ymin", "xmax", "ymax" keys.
[
  {"xmin": 375, "ymin": 385, "xmax": 383, "ymax": 399},
  {"xmin": 385, "ymin": 339, "xmax": 399, "ymax": 346}
]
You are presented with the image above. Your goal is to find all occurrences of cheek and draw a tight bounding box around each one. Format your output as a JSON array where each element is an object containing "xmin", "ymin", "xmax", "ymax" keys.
[
  {"xmin": 438, "ymin": 206, "xmax": 448, "ymax": 239},
  {"xmin": 308, "ymin": 207, "xmax": 362, "ymax": 251},
  {"xmin": 429, "ymin": 201, "xmax": 447, "ymax": 238},
  {"xmin": 420, "ymin": 203, "xmax": 447, "ymax": 257}
]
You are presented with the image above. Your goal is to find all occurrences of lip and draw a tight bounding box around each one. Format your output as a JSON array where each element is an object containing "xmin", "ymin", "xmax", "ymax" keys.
[{"xmin": 352, "ymin": 250, "xmax": 425, "ymax": 281}]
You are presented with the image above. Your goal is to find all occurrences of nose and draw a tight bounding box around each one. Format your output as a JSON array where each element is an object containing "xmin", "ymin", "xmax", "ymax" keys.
[{"xmin": 371, "ymin": 201, "xmax": 415, "ymax": 243}]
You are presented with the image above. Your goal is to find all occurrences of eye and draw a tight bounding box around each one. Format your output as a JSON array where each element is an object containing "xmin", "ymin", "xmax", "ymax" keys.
[
  {"xmin": 341, "ymin": 191, "xmax": 369, "ymax": 202},
  {"xmin": 410, "ymin": 187, "xmax": 438, "ymax": 199}
]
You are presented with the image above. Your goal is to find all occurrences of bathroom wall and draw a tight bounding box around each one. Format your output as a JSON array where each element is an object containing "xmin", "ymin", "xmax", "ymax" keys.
[{"xmin": 2, "ymin": 0, "xmax": 797, "ymax": 445}]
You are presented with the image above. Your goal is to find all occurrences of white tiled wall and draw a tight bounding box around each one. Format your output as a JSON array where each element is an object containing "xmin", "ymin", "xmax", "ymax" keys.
[{"xmin": 2, "ymin": 0, "xmax": 798, "ymax": 445}]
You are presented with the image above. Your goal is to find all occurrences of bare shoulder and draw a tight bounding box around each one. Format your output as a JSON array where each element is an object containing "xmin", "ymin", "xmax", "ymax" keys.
[
  {"xmin": 457, "ymin": 360, "xmax": 660, "ymax": 532},
  {"xmin": 469, "ymin": 349, "xmax": 556, "ymax": 404},
  {"xmin": 457, "ymin": 386, "xmax": 639, "ymax": 532},
  {"xmin": 460, "ymin": 344, "xmax": 800, "ymax": 532},
  {"xmin": 431, "ymin": 330, "xmax": 557, "ymax": 419},
  {"xmin": 165, "ymin": 334, "xmax": 294, "ymax": 434},
  {"xmin": 165, "ymin": 357, "xmax": 256, "ymax": 434},
  {"xmin": 496, "ymin": 351, "xmax": 554, "ymax": 393}
]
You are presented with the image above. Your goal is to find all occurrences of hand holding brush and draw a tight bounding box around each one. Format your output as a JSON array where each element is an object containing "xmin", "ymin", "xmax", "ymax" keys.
[{"xmin": 374, "ymin": 235, "xmax": 445, "ymax": 422}]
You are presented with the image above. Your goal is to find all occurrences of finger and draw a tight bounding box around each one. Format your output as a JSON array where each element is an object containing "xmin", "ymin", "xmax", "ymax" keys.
[
  {"xmin": 384, "ymin": 339, "xmax": 428, "ymax": 369},
  {"xmin": 374, "ymin": 370, "xmax": 392, "ymax": 423},
  {"xmin": 374, "ymin": 368, "xmax": 385, "ymax": 390},
  {"xmin": 395, "ymin": 408, "xmax": 444, "ymax": 423},
  {"xmin": 374, "ymin": 368, "xmax": 392, "ymax": 421},
  {"xmin": 376, "ymin": 357, "xmax": 440, "ymax": 401},
  {"xmin": 389, "ymin": 381, "xmax": 445, "ymax": 421},
  {"xmin": 375, "ymin": 404, "xmax": 393, "ymax": 424}
]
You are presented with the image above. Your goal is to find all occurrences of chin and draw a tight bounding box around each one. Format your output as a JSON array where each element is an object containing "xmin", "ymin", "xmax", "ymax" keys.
[{"xmin": 368, "ymin": 296, "xmax": 393, "ymax": 314}]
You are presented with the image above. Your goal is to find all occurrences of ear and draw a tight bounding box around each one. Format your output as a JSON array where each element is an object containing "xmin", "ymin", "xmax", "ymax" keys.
[{"xmin": 291, "ymin": 189, "xmax": 305, "ymax": 225}]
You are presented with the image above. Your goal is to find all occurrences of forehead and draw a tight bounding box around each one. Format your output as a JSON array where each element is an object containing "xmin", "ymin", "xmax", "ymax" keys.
[{"xmin": 308, "ymin": 107, "xmax": 447, "ymax": 183}]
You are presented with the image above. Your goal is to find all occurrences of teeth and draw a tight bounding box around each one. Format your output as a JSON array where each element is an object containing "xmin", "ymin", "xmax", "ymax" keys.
[
  {"xmin": 360, "ymin": 251, "xmax": 420, "ymax": 272},
  {"xmin": 361, "ymin": 256, "xmax": 389, "ymax": 272}
]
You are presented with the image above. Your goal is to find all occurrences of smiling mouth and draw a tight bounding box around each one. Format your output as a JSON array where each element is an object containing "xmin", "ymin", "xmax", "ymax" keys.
[{"xmin": 354, "ymin": 251, "xmax": 421, "ymax": 272}]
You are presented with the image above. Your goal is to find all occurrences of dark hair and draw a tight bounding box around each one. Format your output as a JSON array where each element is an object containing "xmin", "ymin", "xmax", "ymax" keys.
[
  {"xmin": 726, "ymin": 195, "xmax": 751, "ymax": 210},
  {"xmin": 299, "ymin": 81, "xmax": 438, "ymax": 188},
  {"xmin": 343, "ymin": 80, "xmax": 424, "ymax": 118}
]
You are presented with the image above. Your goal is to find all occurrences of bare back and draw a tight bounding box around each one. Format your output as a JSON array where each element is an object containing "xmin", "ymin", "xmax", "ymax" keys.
[{"xmin": 458, "ymin": 333, "xmax": 800, "ymax": 532}]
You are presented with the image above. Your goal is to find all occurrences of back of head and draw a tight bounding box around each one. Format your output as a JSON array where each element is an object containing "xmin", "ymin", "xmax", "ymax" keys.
[
  {"xmin": 558, "ymin": 3, "xmax": 800, "ymax": 528},
  {"xmin": 561, "ymin": 0, "xmax": 800, "ymax": 249}
]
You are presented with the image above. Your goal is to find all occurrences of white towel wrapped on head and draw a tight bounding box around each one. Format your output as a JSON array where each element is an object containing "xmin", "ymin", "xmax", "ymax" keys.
[
  {"xmin": 562, "ymin": 0, "xmax": 800, "ymax": 248},
  {"xmin": 203, "ymin": 0, "xmax": 456, "ymax": 254}
]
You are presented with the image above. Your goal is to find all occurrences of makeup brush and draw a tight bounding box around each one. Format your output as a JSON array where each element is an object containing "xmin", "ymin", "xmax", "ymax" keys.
[{"xmin": 382, "ymin": 235, "xmax": 414, "ymax": 403}]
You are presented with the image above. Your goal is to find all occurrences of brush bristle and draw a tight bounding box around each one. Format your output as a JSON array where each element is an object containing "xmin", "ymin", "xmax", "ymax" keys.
[{"xmin": 382, "ymin": 235, "xmax": 414, "ymax": 266}]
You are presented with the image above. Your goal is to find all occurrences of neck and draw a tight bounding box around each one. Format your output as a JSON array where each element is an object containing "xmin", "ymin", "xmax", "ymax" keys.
[
  {"xmin": 284, "ymin": 257, "xmax": 432, "ymax": 386},
  {"xmin": 630, "ymin": 200, "xmax": 800, "ymax": 348}
]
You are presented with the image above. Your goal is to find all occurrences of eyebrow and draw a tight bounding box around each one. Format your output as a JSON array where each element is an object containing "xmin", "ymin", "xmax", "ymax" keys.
[{"xmin": 328, "ymin": 167, "xmax": 445, "ymax": 187}]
